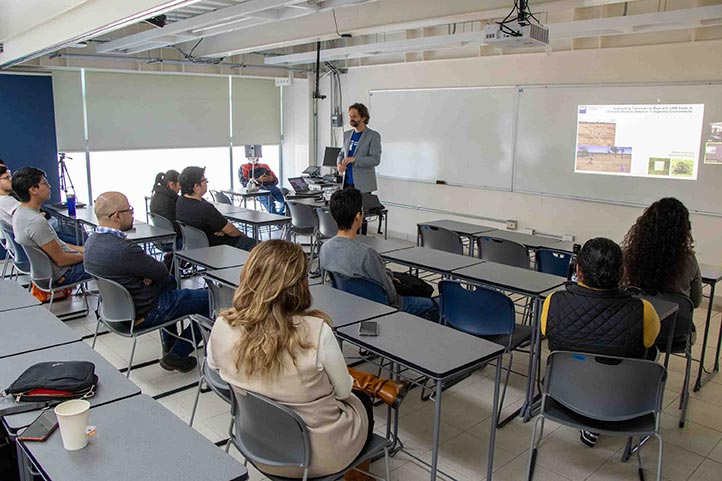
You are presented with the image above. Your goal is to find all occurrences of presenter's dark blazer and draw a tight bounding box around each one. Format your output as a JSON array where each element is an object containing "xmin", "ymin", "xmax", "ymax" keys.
[{"xmin": 336, "ymin": 127, "xmax": 382, "ymax": 193}]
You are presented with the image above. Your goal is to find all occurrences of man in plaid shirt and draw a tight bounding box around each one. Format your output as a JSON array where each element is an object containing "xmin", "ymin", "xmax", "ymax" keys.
[{"xmin": 238, "ymin": 161, "xmax": 285, "ymax": 215}]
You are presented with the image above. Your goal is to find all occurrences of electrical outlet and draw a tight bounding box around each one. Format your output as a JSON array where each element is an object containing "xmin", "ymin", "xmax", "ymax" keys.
[
  {"xmin": 506, "ymin": 220, "xmax": 517, "ymax": 230},
  {"xmin": 522, "ymin": 228, "xmax": 535, "ymax": 235},
  {"xmin": 562, "ymin": 234, "xmax": 575, "ymax": 242},
  {"xmin": 275, "ymin": 77, "xmax": 292, "ymax": 87}
]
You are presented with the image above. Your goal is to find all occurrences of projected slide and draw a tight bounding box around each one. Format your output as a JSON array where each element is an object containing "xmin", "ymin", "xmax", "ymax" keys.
[
  {"xmin": 704, "ymin": 122, "xmax": 722, "ymax": 164},
  {"xmin": 575, "ymin": 104, "xmax": 704, "ymax": 180}
]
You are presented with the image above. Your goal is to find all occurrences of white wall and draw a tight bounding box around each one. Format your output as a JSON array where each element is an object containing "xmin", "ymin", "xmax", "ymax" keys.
[
  {"xmin": 281, "ymin": 78, "xmax": 312, "ymax": 187},
  {"xmin": 297, "ymin": 40, "xmax": 722, "ymax": 271}
]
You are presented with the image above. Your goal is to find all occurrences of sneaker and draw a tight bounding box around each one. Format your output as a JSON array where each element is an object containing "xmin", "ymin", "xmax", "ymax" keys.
[
  {"xmin": 580, "ymin": 430, "xmax": 599, "ymax": 447},
  {"xmin": 159, "ymin": 353, "xmax": 197, "ymax": 373}
]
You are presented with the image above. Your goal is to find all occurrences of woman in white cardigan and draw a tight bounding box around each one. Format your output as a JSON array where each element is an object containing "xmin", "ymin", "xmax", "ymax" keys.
[{"xmin": 207, "ymin": 239, "xmax": 373, "ymax": 478}]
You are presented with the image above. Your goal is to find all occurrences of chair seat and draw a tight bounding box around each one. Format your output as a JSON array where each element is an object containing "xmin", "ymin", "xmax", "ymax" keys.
[
  {"xmin": 103, "ymin": 316, "xmax": 187, "ymax": 338},
  {"xmin": 483, "ymin": 324, "xmax": 533, "ymax": 351},
  {"xmin": 543, "ymin": 397, "xmax": 657, "ymax": 437},
  {"xmin": 203, "ymin": 360, "xmax": 231, "ymax": 403},
  {"xmin": 264, "ymin": 433, "xmax": 391, "ymax": 481}
]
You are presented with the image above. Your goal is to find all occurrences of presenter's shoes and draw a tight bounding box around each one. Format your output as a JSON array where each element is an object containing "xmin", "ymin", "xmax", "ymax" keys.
[
  {"xmin": 160, "ymin": 353, "xmax": 197, "ymax": 373},
  {"xmin": 348, "ymin": 368, "xmax": 410, "ymax": 408},
  {"xmin": 580, "ymin": 430, "xmax": 599, "ymax": 447}
]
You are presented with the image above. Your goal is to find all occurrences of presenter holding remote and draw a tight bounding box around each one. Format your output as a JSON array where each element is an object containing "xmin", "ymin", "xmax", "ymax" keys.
[{"xmin": 337, "ymin": 103, "xmax": 382, "ymax": 194}]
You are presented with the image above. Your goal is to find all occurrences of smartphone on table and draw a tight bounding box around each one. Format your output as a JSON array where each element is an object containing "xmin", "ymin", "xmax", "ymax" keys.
[
  {"xmin": 17, "ymin": 409, "xmax": 58, "ymax": 442},
  {"xmin": 358, "ymin": 321, "xmax": 379, "ymax": 337}
]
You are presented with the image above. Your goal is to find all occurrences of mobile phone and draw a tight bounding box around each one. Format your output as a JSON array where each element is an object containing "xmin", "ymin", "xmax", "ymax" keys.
[
  {"xmin": 18, "ymin": 409, "xmax": 58, "ymax": 442},
  {"xmin": 358, "ymin": 321, "xmax": 379, "ymax": 337}
]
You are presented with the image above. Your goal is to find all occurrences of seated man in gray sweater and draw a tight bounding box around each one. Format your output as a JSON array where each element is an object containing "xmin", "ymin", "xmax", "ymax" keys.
[
  {"xmin": 319, "ymin": 188, "xmax": 437, "ymax": 319},
  {"xmin": 84, "ymin": 192, "xmax": 208, "ymax": 372}
]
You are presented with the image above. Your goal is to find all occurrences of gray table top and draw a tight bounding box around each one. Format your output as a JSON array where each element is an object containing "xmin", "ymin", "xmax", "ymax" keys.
[
  {"xmin": 204, "ymin": 266, "xmax": 323, "ymax": 288},
  {"xmin": 381, "ymin": 246, "xmax": 484, "ymax": 273},
  {"xmin": 224, "ymin": 209, "xmax": 291, "ymax": 226},
  {"xmin": 356, "ymin": 235, "xmax": 414, "ymax": 254},
  {"xmin": 480, "ymin": 230, "xmax": 563, "ymax": 249},
  {"xmin": 544, "ymin": 240, "xmax": 575, "ymax": 253},
  {"xmin": 1, "ymin": 342, "xmax": 141, "ymax": 430},
  {"xmin": 222, "ymin": 187, "xmax": 271, "ymax": 198},
  {"xmin": 22, "ymin": 394, "xmax": 248, "ymax": 481},
  {"xmin": 46, "ymin": 205, "xmax": 97, "ymax": 225},
  {"xmin": 0, "ymin": 306, "xmax": 81, "ymax": 359},
  {"xmin": 419, "ymin": 219, "xmax": 496, "ymax": 236},
  {"xmin": 700, "ymin": 263, "xmax": 722, "ymax": 284},
  {"xmin": 176, "ymin": 245, "xmax": 249, "ymax": 270},
  {"xmin": 0, "ymin": 280, "xmax": 40, "ymax": 312},
  {"xmin": 213, "ymin": 203, "xmax": 252, "ymax": 216},
  {"xmin": 337, "ymin": 311, "xmax": 505, "ymax": 379},
  {"xmin": 453, "ymin": 262, "xmax": 566, "ymax": 296},
  {"xmin": 123, "ymin": 222, "xmax": 175, "ymax": 243},
  {"xmin": 310, "ymin": 284, "xmax": 396, "ymax": 329},
  {"xmin": 287, "ymin": 197, "xmax": 325, "ymax": 207}
]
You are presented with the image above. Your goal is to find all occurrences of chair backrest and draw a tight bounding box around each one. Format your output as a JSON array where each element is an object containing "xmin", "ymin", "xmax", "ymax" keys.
[
  {"xmin": 212, "ymin": 191, "xmax": 232, "ymax": 205},
  {"xmin": 89, "ymin": 274, "xmax": 136, "ymax": 323},
  {"xmin": 439, "ymin": 280, "xmax": 515, "ymax": 337},
  {"xmin": 544, "ymin": 351, "xmax": 666, "ymax": 422},
  {"xmin": 477, "ymin": 236, "xmax": 530, "ymax": 269},
  {"xmin": 205, "ymin": 278, "xmax": 236, "ymax": 318},
  {"xmin": 0, "ymin": 224, "xmax": 30, "ymax": 273},
  {"xmin": 286, "ymin": 201, "xmax": 318, "ymax": 232},
  {"xmin": 419, "ymin": 225, "xmax": 464, "ymax": 255},
  {"xmin": 315, "ymin": 207, "xmax": 338, "ymax": 239},
  {"xmin": 328, "ymin": 271, "xmax": 389, "ymax": 304},
  {"xmin": 23, "ymin": 244, "xmax": 56, "ymax": 289},
  {"xmin": 229, "ymin": 387, "xmax": 311, "ymax": 472},
  {"xmin": 148, "ymin": 212, "xmax": 175, "ymax": 232},
  {"xmin": 535, "ymin": 248, "xmax": 572, "ymax": 277},
  {"xmin": 647, "ymin": 291, "xmax": 695, "ymax": 348},
  {"xmin": 177, "ymin": 221, "xmax": 209, "ymax": 250}
]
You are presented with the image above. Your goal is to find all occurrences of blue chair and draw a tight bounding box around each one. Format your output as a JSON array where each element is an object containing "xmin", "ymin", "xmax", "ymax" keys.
[
  {"xmin": 1, "ymin": 223, "xmax": 31, "ymax": 278},
  {"xmin": 328, "ymin": 271, "xmax": 389, "ymax": 305},
  {"xmin": 535, "ymin": 248, "xmax": 572, "ymax": 277},
  {"xmin": 439, "ymin": 280, "xmax": 533, "ymax": 427}
]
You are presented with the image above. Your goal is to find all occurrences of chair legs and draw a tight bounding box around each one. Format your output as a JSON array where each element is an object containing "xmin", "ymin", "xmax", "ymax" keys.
[
  {"xmin": 526, "ymin": 414, "xmax": 546, "ymax": 481},
  {"xmin": 496, "ymin": 351, "xmax": 514, "ymax": 428},
  {"xmin": 678, "ymin": 343, "xmax": 693, "ymax": 428},
  {"xmin": 126, "ymin": 337, "xmax": 138, "ymax": 378},
  {"xmin": 189, "ymin": 377, "xmax": 204, "ymax": 427}
]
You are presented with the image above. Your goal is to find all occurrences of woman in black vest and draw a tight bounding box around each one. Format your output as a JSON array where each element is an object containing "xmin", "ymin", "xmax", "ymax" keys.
[
  {"xmin": 540, "ymin": 237, "xmax": 660, "ymax": 447},
  {"xmin": 149, "ymin": 169, "xmax": 181, "ymax": 229}
]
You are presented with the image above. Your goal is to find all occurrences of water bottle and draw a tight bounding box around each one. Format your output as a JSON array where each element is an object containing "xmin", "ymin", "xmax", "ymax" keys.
[
  {"xmin": 567, "ymin": 243, "xmax": 581, "ymax": 282},
  {"xmin": 66, "ymin": 194, "xmax": 77, "ymax": 217}
]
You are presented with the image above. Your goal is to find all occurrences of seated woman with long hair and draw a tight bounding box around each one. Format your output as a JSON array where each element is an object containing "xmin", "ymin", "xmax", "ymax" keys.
[
  {"xmin": 622, "ymin": 197, "xmax": 702, "ymax": 307},
  {"xmin": 207, "ymin": 240, "xmax": 403, "ymax": 479}
]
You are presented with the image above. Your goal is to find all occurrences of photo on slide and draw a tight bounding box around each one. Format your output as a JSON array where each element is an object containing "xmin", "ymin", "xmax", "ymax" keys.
[
  {"xmin": 705, "ymin": 142, "xmax": 722, "ymax": 164},
  {"xmin": 710, "ymin": 122, "xmax": 722, "ymax": 142},
  {"xmin": 574, "ymin": 104, "xmax": 704, "ymax": 180}
]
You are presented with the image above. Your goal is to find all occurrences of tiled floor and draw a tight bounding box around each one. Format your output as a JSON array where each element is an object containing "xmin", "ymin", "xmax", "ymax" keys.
[{"xmin": 47, "ymin": 275, "xmax": 722, "ymax": 481}]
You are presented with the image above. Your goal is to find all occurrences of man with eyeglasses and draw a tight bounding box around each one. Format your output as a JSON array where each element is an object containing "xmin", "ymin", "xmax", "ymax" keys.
[
  {"xmin": 84, "ymin": 192, "xmax": 208, "ymax": 372},
  {"xmin": 11, "ymin": 167, "xmax": 89, "ymax": 286},
  {"xmin": 0, "ymin": 162, "xmax": 16, "ymax": 228},
  {"xmin": 175, "ymin": 166, "xmax": 257, "ymax": 251}
]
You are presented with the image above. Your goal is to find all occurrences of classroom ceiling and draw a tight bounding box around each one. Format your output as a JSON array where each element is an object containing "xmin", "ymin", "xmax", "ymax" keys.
[{"xmin": 6, "ymin": 0, "xmax": 722, "ymax": 74}]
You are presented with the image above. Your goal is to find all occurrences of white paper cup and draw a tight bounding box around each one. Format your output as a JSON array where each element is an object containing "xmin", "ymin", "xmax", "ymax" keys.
[{"xmin": 54, "ymin": 400, "xmax": 91, "ymax": 450}]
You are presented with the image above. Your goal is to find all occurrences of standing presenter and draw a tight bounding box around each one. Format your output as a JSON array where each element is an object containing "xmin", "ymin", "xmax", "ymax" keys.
[{"xmin": 337, "ymin": 103, "xmax": 382, "ymax": 193}]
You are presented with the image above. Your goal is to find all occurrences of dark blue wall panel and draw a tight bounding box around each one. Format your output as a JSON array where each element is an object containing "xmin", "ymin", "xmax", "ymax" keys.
[{"xmin": 0, "ymin": 74, "xmax": 60, "ymax": 203}]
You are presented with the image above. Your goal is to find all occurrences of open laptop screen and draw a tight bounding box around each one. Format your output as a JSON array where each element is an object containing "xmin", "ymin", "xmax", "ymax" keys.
[{"xmin": 288, "ymin": 177, "xmax": 309, "ymax": 192}]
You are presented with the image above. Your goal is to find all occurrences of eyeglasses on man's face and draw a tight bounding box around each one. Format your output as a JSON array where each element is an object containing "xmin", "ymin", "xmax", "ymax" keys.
[
  {"xmin": 108, "ymin": 206, "xmax": 134, "ymax": 218},
  {"xmin": 0, "ymin": 174, "xmax": 11, "ymax": 181}
]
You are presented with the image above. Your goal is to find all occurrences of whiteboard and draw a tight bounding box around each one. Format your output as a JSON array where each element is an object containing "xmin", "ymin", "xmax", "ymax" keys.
[
  {"xmin": 370, "ymin": 87, "xmax": 516, "ymax": 190},
  {"xmin": 514, "ymin": 83, "xmax": 722, "ymax": 215}
]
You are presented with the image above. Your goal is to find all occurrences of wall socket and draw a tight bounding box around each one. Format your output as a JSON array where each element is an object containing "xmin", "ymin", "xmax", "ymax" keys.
[
  {"xmin": 522, "ymin": 228, "xmax": 535, "ymax": 235},
  {"xmin": 562, "ymin": 234, "xmax": 575, "ymax": 242},
  {"xmin": 505, "ymin": 220, "xmax": 517, "ymax": 230}
]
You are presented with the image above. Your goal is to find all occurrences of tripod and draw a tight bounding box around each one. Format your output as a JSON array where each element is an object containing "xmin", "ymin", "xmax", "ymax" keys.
[{"xmin": 56, "ymin": 152, "xmax": 78, "ymax": 207}]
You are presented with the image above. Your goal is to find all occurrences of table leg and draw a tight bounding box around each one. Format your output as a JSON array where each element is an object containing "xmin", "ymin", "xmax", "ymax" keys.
[
  {"xmin": 487, "ymin": 355, "xmax": 503, "ymax": 481},
  {"xmin": 468, "ymin": 235, "xmax": 475, "ymax": 258},
  {"xmin": 429, "ymin": 379, "xmax": 443, "ymax": 481},
  {"xmin": 695, "ymin": 282, "xmax": 718, "ymax": 391},
  {"xmin": 522, "ymin": 297, "xmax": 542, "ymax": 422}
]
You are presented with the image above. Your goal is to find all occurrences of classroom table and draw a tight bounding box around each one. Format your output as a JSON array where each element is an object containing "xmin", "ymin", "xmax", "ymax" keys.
[
  {"xmin": 0, "ymin": 306, "xmax": 81, "ymax": 359},
  {"xmin": 544, "ymin": 240, "xmax": 575, "ymax": 253},
  {"xmin": 212, "ymin": 203, "xmax": 252, "ymax": 217},
  {"xmin": 451, "ymin": 262, "xmax": 566, "ymax": 424},
  {"xmin": 0, "ymin": 341, "xmax": 141, "ymax": 432},
  {"xmin": 0, "ymin": 280, "xmax": 40, "ymax": 312},
  {"xmin": 174, "ymin": 245, "xmax": 249, "ymax": 285},
  {"xmin": 222, "ymin": 187, "xmax": 271, "ymax": 210},
  {"xmin": 19, "ymin": 394, "xmax": 248, "ymax": 481},
  {"xmin": 479, "ymin": 229, "xmax": 564, "ymax": 249},
  {"xmin": 309, "ymin": 284, "xmax": 396, "ymax": 329},
  {"xmin": 694, "ymin": 263, "xmax": 722, "ymax": 391},
  {"xmin": 381, "ymin": 246, "xmax": 484, "ymax": 275},
  {"xmin": 204, "ymin": 265, "xmax": 323, "ymax": 289},
  {"xmin": 336, "ymin": 311, "xmax": 505, "ymax": 481},
  {"xmin": 417, "ymin": 219, "xmax": 496, "ymax": 256},
  {"xmin": 356, "ymin": 235, "xmax": 414, "ymax": 255},
  {"xmin": 222, "ymin": 209, "xmax": 291, "ymax": 240}
]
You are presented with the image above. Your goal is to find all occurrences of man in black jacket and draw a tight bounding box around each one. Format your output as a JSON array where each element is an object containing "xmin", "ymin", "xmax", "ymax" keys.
[{"xmin": 84, "ymin": 191, "xmax": 208, "ymax": 372}]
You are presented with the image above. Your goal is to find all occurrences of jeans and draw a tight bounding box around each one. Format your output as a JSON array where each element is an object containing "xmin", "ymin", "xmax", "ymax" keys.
[
  {"xmin": 400, "ymin": 295, "xmax": 439, "ymax": 321},
  {"xmin": 258, "ymin": 185, "xmax": 286, "ymax": 215},
  {"xmin": 141, "ymin": 287, "xmax": 209, "ymax": 357},
  {"xmin": 57, "ymin": 262, "xmax": 91, "ymax": 286}
]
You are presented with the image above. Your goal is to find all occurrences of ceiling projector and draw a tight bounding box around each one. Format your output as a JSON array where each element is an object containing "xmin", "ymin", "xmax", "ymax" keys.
[{"xmin": 483, "ymin": 21, "xmax": 549, "ymax": 48}]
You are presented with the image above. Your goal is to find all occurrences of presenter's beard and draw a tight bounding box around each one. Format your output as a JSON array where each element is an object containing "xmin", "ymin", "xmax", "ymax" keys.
[{"xmin": 350, "ymin": 120, "xmax": 358, "ymax": 127}]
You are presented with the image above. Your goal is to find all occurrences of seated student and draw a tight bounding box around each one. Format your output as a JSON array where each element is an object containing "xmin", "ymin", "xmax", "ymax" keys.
[
  {"xmin": 208, "ymin": 240, "xmax": 406, "ymax": 479},
  {"xmin": 0, "ymin": 163, "xmax": 17, "ymax": 228},
  {"xmin": 149, "ymin": 169, "xmax": 181, "ymax": 228},
  {"xmin": 84, "ymin": 191, "xmax": 207, "ymax": 372},
  {"xmin": 12, "ymin": 167, "xmax": 89, "ymax": 287},
  {"xmin": 622, "ymin": 197, "xmax": 702, "ymax": 308},
  {"xmin": 541, "ymin": 237, "xmax": 661, "ymax": 447},
  {"xmin": 319, "ymin": 188, "xmax": 437, "ymax": 320},
  {"xmin": 175, "ymin": 166, "xmax": 256, "ymax": 251},
  {"xmin": 238, "ymin": 160, "xmax": 285, "ymax": 215}
]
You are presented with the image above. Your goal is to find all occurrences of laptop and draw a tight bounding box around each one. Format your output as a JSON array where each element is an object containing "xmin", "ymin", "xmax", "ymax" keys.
[
  {"xmin": 322, "ymin": 147, "xmax": 342, "ymax": 167},
  {"xmin": 287, "ymin": 177, "xmax": 321, "ymax": 196}
]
